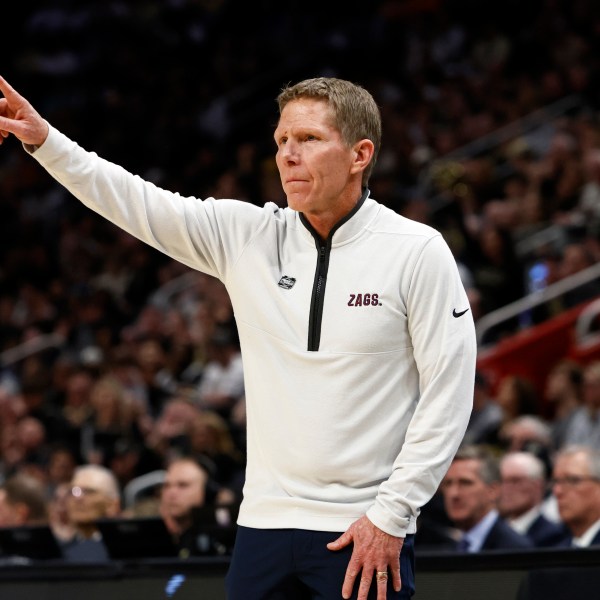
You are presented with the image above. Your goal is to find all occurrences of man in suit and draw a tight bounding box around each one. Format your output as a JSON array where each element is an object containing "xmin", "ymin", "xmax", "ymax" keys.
[
  {"xmin": 498, "ymin": 451, "xmax": 569, "ymax": 547},
  {"xmin": 441, "ymin": 445, "xmax": 533, "ymax": 552},
  {"xmin": 552, "ymin": 445, "xmax": 600, "ymax": 547}
]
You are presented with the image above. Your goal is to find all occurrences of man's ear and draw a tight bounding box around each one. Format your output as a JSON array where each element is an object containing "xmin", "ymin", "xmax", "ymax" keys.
[{"xmin": 350, "ymin": 139, "xmax": 375, "ymax": 176}]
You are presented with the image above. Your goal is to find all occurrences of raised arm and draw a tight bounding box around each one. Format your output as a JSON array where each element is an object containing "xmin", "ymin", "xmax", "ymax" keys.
[{"xmin": 0, "ymin": 75, "xmax": 49, "ymax": 147}]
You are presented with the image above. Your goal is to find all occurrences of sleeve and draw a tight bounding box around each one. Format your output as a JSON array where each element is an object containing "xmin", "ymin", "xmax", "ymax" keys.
[
  {"xmin": 27, "ymin": 124, "xmax": 270, "ymax": 281},
  {"xmin": 366, "ymin": 234, "xmax": 477, "ymax": 537}
]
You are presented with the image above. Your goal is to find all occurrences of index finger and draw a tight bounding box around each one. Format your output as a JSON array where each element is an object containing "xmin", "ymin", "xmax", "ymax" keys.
[{"xmin": 0, "ymin": 75, "xmax": 18, "ymax": 100}]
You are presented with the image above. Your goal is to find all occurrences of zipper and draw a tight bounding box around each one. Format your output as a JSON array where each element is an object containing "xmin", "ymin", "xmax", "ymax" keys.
[
  {"xmin": 307, "ymin": 241, "xmax": 330, "ymax": 351},
  {"xmin": 301, "ymin": 188, "xmax": 370, "ymax": 352}
]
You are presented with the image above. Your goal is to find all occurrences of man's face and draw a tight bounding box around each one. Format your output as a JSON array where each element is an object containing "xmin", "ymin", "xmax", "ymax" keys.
[
  {"xmin": 160, "ymin": 462, "xmax": 207, "ymax": 521},
  {"xmin": 274, "ymin": 98, "xmax": 358, "ymax": 217},
  {"xmin": 553, "ymin": 451, "xmax": 600, "ymax": 536},
  {"xmin": 498, "ymin": 458, "xmax": 542, "ymax": 519},
  {"xmin": 442, "ymin": 459, "xmax": 499, "ymax": 531},
  {"xmin": 67, "ymin": 471, "xmax": 119, "ymax": 526}
]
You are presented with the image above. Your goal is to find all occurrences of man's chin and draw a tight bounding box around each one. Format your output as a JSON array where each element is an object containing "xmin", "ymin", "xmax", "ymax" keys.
[{"xmin": 285, "ymin": 192, "xmax": 310, "ymax": 212}]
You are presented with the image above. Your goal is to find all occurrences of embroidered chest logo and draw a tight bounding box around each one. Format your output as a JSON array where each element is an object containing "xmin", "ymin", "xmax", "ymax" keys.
[
  {"xmin": 278, "ymin": 276, "xmax": 296, "ymax": 290},
  {"xmin": 348, "ymin": 293, "xmax": 382, "ymax": 307}
]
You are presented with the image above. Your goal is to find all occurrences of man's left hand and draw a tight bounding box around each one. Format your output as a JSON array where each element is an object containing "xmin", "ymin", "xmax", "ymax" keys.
[{"xmin": 327, "ymin": 515, "xmax": 403, "ymax": 600}]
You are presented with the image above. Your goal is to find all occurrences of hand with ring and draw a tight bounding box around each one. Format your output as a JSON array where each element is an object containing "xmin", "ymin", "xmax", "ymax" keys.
[{"xmin": 327, "ymin": 515, "xmax": 403, "ymax": 600}]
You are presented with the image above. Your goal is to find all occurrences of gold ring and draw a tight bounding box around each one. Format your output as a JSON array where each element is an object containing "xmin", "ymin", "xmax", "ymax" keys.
[{"xmin": 376, "ymin": 571, "xmax": 388, "ymax": 582}]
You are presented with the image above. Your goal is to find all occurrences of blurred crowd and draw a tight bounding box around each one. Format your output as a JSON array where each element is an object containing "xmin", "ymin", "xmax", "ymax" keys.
[{"xmin": 2, "ymin": 0, "xmax": 600, "ymax": 560}]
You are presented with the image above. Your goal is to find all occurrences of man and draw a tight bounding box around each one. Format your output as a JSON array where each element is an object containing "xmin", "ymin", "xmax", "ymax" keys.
[
  {"xmin": 552, "ymin": 445, "xmax": 600, "ymax": 547},
  {"xmin": 0, "ymin": 472, "xmax": 48, "ymax": 527},
  {"xmin": 0, "ymin": 75, "xmax": 476, "ymax": 600},
  {"xmin": 160, "ymin": 456, "xmax": 219, "ymax": 557},
  {"xmin": 61, "ymin": 464, "xmax": 122, "ymax": 562},
  {"xmin": 498, "ymin": 451, "xmax": 569, "ymax": 547},
  {"xmin": 441, "ymin": 445, "xmax": 533, "ymax": 552},
  {"xmin": 461, "ymin": 371, "xmax": 502, "ymax": 447},
  {"xmin": 561, "ymin": 361, "xmax": 600, "ymax": 450}
]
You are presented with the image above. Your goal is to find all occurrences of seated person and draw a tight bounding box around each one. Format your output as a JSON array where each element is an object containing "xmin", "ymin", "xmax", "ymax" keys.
[
  {"xmin": 160, "ymin": 456, "xmax": 234, "ymax": 557},
  {"xmin": 441, "ymin": 445, "xmax": 534, "ymax": 552},
  {"xmin": 499, "ymin": 451, "xmax": 569, "ymax": 547},
  {"xmin": 552, "ymin": 445, "xmax": 600, "ymax": 547},
  {"xmin": 60, "ymin": 464, "xmax": 121, "ymax": 562},
  {"xmin": 0, "ymin": 472, "xmax": 48, "ymax": 528}
]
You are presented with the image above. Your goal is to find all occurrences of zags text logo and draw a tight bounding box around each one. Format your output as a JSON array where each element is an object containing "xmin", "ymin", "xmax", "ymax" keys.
[{"xmin": 348, "ymin": 293, "xmax": 382, "ymax": 307}]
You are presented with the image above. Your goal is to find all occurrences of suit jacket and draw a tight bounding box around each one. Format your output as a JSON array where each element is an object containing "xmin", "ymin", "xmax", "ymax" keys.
[
  {"xmin": 526, "ymin": 514, "xmax": 570, "ymax": 548},
  {"xmin": 560, "ymin": 527, "xmax": 600, "ymax": 548},
  {"xmin": 480, "ymin": 516, "xmax": 534, "ymax": 551},
  {"xmin": 60, "ymin": 536, "xmax": 111, "ymax": 562}
]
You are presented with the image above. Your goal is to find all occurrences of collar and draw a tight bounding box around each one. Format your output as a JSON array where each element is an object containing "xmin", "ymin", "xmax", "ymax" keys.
[
  {"xmin": 572, "ymin": 519, "xmax": 600, "ymax": 547},
  {"xmin": 463, "ymin": 510, "xmax": 499, "ymax": 553},
  {"xmin": 508, "ymin": 505, "xmax": 542, "ymax": 534},
  {"xmin": 298, "ymin": 188, "xmax": 377, "ymax": 246}
]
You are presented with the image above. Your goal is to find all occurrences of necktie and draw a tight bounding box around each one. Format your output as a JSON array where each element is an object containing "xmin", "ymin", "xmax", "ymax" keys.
[{"xmin": 456, "ymin": 537, "xmax": 471, "ymax": 552}]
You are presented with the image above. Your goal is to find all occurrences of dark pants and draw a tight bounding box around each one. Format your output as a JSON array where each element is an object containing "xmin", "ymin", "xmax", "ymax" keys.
[{"xmin": 225, "ymin": 527, "xmax": 415, "ymax": 600}]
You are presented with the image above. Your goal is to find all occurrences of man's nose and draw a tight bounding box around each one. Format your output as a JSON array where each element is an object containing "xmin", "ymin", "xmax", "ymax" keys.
[{"xmin": 280, "ymin": 140, "xmax": 299, "ymax": 162}]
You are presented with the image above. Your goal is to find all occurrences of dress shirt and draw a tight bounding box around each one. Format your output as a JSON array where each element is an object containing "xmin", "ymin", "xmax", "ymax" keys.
[
  {"xmin": 460, "ymin": 510, "xmax": 499, "ymax": 553},
  {"xmin": 572, "ymin": 519, "xmax": 600, "ymax": 547}
]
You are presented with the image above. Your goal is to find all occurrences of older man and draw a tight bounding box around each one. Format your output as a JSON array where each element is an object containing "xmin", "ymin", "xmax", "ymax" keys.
[
  {"xmin": 552, "ymin": 445, "xmax": 600, "ymax": 547},
  {"xmin": 498, "ymin": 452, "xmax": 568, "ymax": 547},
  {"xmin": 60, "ymin": 464, "xmax": 121, "ymax": 562}
]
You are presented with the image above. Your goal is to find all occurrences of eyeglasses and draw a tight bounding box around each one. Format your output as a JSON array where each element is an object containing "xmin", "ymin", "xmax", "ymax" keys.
[
  {"xmin": 550, "ymin": 476, "xmax": 600, "ymax": 488},
  {"xmin": 70, "ymin": 486, "xmax": 100, "ymax": 498}
]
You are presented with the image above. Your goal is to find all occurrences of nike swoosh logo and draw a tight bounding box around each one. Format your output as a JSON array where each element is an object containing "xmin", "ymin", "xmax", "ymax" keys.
[{"xmin": 453, "ymin": 308, "xmax": 470, "ymax": 318}]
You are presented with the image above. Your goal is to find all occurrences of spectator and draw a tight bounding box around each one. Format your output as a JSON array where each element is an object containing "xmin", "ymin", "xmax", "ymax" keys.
[
  {"xmin": 440, "ymin": 445, "xmax": 533, "ymax": 552},
  {"xmin": 0, "ymin": 472, "xmax": 48, "ymax": 527},
  {"xmin": 144, "ymin": 396, "xmax": 201, "ymax": 461},
  {"xmin": 556, "ymin": 242, "xmax": 600, "ymax": 309},
  {"xmin": 159, "ymin": 457, "xmax": 222, "ymax": 557},
  {"xmin": 561, "ymin": 361, "xmax": 600, "ymax": 450},
  {"xmin": 576, "ymin": 148, "xmax": 600, "ymax": 223},
  {"xmin": 195, "ymin": 327, "xmax": 244, "ymax": 420},
  {"xmin": 494, "ymin": 375, "xmax": 539, "ymax": 437},
  {"xmin": 498, "ymin": 452, "xmax": 569, "ymax": 547},
  {"xmin": 544, "ymin": 359, "xmax": 583, "ymax": 450},
  {"xmin": 52, "ymin": 368, "xmax": 96, "ymax": 458},
  {"xmin": 80, "ymin": 374, "xmax": 145, "ymax": 465},
  {"xmin": 60, "ymin": 464, "xmax": 121, "ymax": 562},
  {"xmin": 45, "ymin": 444, "xmax": 77, "ymax": 497},
  {"xmin": 133, "ymin": 337, "xmax": 178, "ymax": 417},
  {"xmin": 188, "ymin": 409, "xmax": 245, "ymax": 500},
  {"xmin": 461, "ymin": 371, "xmax": 502, "ymax": 447},
  {"xmin": 551, "ymin": 445, "xmax": 600, "ymax": 547},
  {"xmin": 498, "ymin": 415, "xmax": 553, "ymax": 464}
]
